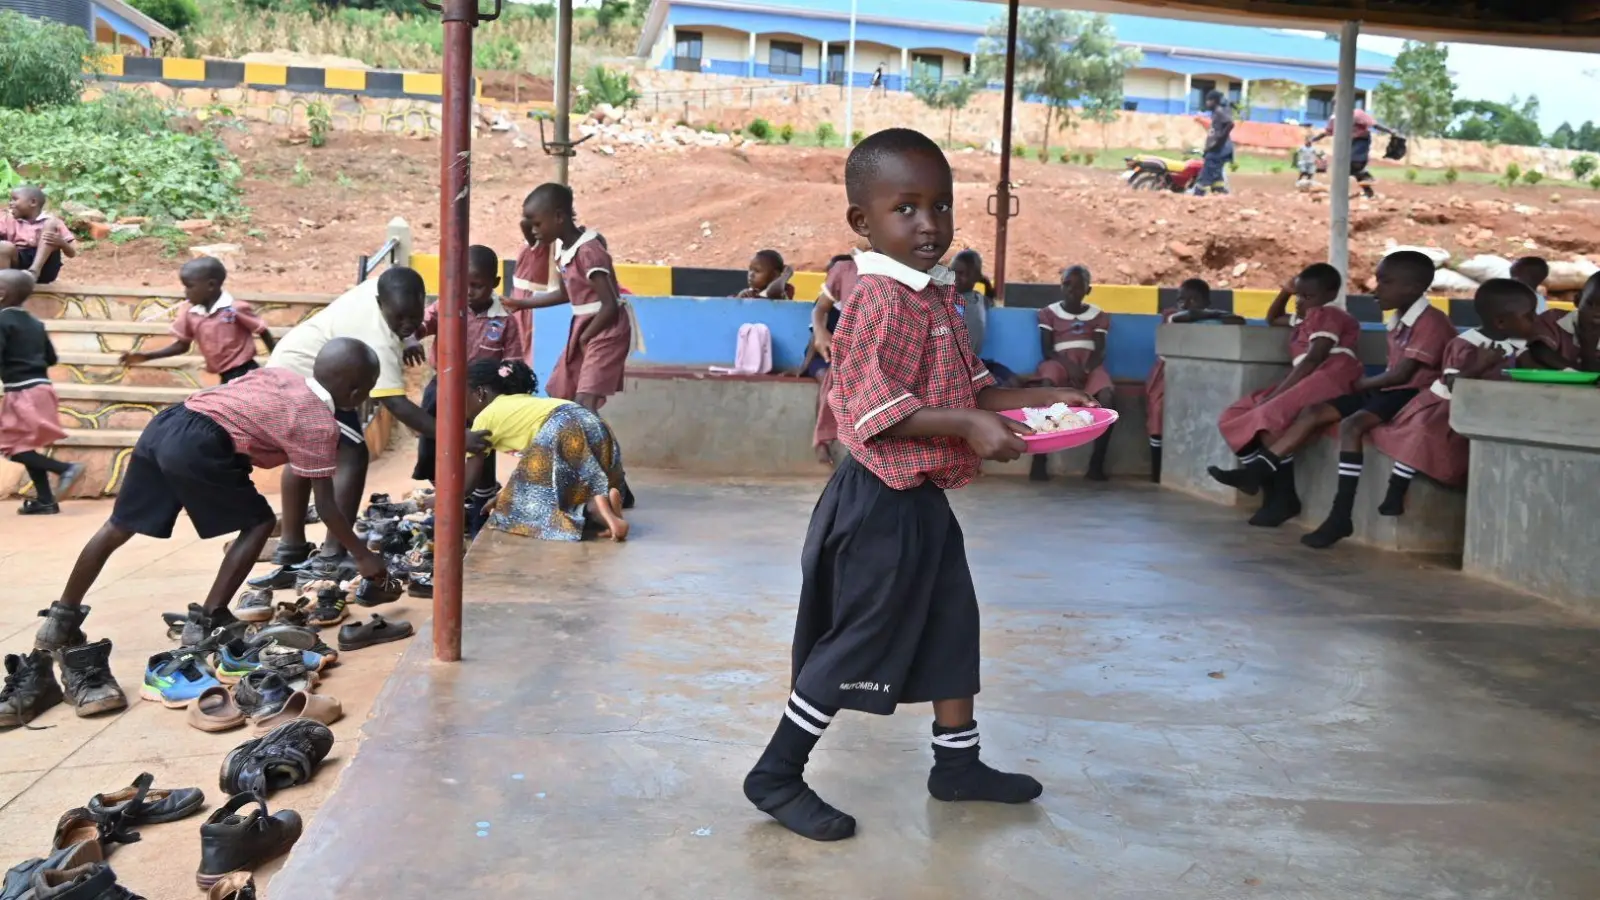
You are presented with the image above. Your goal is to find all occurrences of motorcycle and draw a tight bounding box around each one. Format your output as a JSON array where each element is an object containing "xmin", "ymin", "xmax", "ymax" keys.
[{"xmin": 1122, "ymin": 152, "xmax": 1204, "ymax": 193}]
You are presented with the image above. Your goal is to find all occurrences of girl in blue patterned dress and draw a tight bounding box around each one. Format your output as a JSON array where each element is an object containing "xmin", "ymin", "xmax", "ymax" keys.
[{"xmin": 465, "ymin": 359, "xmax": 629, "ymax": 541}]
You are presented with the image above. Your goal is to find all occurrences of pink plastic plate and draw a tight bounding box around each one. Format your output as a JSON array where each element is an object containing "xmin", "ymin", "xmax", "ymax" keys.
[{"xmin": 999, "ymin": 407, "xmax": 1120, "ymax": 454}]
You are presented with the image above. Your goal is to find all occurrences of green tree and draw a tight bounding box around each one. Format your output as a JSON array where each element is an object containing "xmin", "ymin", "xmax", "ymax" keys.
[
  {"xmin": 976, "ymin": 10, "xmax": 1140, "ymax": 157},
  {"xmin": 1550, "ymin": 121, "xmax": 1575, "ymax": 149},
  {"xmin": 908, "ymin": 74, "xmax": 980, "ymax": 147},
  {"xmin": 0, "ymin": 12, "xmax": 100, "ymax": 112},
  {"xmin": 1570, "ymin": 154, "xmax": 1597, "ymax": 181},
  {"xmin": 1371, "ymin": 41, "xmax": 1454, "ymax": 138},
  {"xmin": 129, "ymin": 0, "xmax": 199, "ymax": 30},
  {"xmin": 1576, "ymin": 121, "xmax": 1600, "ymax": 152},
  {"xmin": 1448, "ymin": 96, "xmax": 1543, "ymax": 147}
]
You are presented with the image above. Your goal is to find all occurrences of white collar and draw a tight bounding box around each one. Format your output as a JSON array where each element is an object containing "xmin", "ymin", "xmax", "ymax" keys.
[
  {"xmin": 305, "ymin": 376, "xmax": 336, "ymax": 412},
  {"xmin": 853, "ymin": 251, "xmax": 954, "ymax": 292},
  {"xmin": 1555, "ymin": 310, "xmax": 1577, "ymax": 335},
  {"xmin": 555, "ymin": 229, "xmax": 602, "ymax": 267},
  {"xmin": 1388, "ymin": 295, "xmax": 1432, "ymax": 331},
  {"xmin": 190, "ymin": 292, "xmax": 236, "ymax": 316},
  {"xmin": 1457, "ymin": 328, "xmax": 1526, "ymax": 355},
  {"xmin": 473, "ymin": 295, "xmax": 509, "ymax": 318},
  {"xmin": 1047, "ymin": 301, "xmax": 1102, "ymax": 321}
]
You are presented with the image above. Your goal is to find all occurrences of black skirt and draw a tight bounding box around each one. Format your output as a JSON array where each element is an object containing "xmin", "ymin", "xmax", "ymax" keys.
[{"xmin": 791, "ymin": 456, "xmax": 981, "ymax": 715}]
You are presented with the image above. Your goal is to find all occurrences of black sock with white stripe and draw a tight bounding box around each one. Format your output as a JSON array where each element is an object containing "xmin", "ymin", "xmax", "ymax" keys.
[
  {"xmin": 1302, "ymin": 451, "xmax": 1361, "ymax": 548},
  {"xmin": 1148, "ymin": 435, "xmax": 1162, "ymax": 484},
  {"xmin": 1378, "ymin": 461, "xmax": 1415, "ymax": 516},
  {"xmin": 743, "ymin": 691, "xmax": 856, "ymax": 841},
  {"xmin": 927, "ymin": 720, "xmax": 1043, "ymax": 804}
]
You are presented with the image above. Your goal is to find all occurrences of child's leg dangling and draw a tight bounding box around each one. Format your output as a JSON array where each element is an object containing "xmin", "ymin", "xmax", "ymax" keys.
[{"xmin": 1378, "ymin": 461, "xmax": 1414, "ymax": 516}]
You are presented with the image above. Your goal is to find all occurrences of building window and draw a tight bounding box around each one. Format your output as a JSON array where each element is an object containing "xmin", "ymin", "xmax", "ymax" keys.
[
  {"xmin": 769, "ymin": 40, "xmax": 803, "ymax": 77},
  {"xmin": 912, "ymin": 52, "xmax": 943, "ymax": 83},
  {"xmin": 1307, "ymin": 89, "xmax": 1333, "ymax": 120},
  {"xmin": 673, "ymin": 30, "xmax": 703, "ymax": 72},
  {"xmin": 826, "ymin": 46, "xmax": 846, "ymax": 85},
  {"xmin": 1189, "ymin": 78, "xmax": 1243, "ymax": 111},
  {"xmin": 1123, "ymin": 100, "xmax": 1138, "ymax": 111}
]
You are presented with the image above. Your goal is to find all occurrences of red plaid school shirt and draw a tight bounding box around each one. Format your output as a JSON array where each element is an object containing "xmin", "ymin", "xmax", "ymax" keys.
[
  {"xmin": 828, "ymin": 252, "xmax": 996, "ymax": 490},
  {"xmin": 183, "ymin": 366, "xmax": 340, "ymax": 477}
]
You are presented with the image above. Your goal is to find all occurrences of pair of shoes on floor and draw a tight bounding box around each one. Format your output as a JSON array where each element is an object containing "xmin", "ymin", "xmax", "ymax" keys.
[
  {"xmin": 189, "ymin": 684, "xmax": 341, "ymax": 734},
  {"xmin": 214, "ymin": 639, "xmax": 326, "ymax": 686},
  {"xmin": 197, "ymin": 794, "xmax": 298, "ymax": 891},
  {"xmin": 1, "ymin": 642, "xmax": 127, "ymax": 727},
  {"xmin": 336, "ymin": 614, "xmax": 413, "ymax": 652},
  {"xmin": 2, "ymin": 835, "xmax": 104, "ymax": 900},
  {"xmin": 218, "ymin": 718, "xmax": 336, "ymax": 796},
  {"xmin": 11, "ymin": 860, "xmax": 145, "ymax": 899}
]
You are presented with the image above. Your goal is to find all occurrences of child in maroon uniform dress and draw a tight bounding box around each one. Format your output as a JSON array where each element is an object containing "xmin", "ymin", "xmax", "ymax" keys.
[
  {"xmin": 121, "ymin": 257, "xmax": 276, "ymax": 384},
  {"xmin": 1365, "ymin": 280, "xmax": 1550, "ymax": 522},
  {"xmin": 742, "ymin": 128, "xmax": 1094, "ymax": 843},
  {"xmin": 505, "ymin": 183, "xmax": 631, "ymax": 412},
  {"xmin": 1030, "ymin": 265, "xmax": 1115, "ymax": 481},
  {"xmin": 0, "ymin": 187, "xmax": 77, "ymax": 285},
  {"xmin": 737, "ymin": 249, "xmax": 796, "ymax": 299},
  {"xmin": 808, "ymin": 253, "xmax": 858, "ymax": 465},
  {"xmin": 1537, "ymin": 273, "xmax": 1600, "ymax": 371},
  {"xmin": 0, "ymin": 271, "xmax": 83, "ymax": 514},
  {"xmin": 1290, "ymin": 251, "xmax": 1456, "ymax": 545},
  {"xmin": 1147, "ymin": 278, "xmax": 1243, "ymax": 482},
  {"xmin": 1208, "ymin": 264, "xmax": 1362, "ymax": 513},
  {"xmin": 510, "ymin": 194, "xmax": 554, "ymax": 365}
]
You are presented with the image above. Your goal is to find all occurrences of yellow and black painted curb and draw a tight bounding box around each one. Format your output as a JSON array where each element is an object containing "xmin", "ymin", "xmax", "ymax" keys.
[
  {"xmin": 415, "ymin": 253, "xmax": 1502, "ymax": 327},
  {"xmin": 93, "ymin": 55, "xmax": 476, "ymax": 101}
]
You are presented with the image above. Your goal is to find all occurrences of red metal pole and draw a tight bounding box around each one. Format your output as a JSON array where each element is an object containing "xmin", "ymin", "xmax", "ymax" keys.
[
  {"xmin": 433, "ymin": 0, "xmax": 474, "ymax": 663},
  {"xmin": 991, "ymin": 0, "xmax": 1020, "ymax": 304}
]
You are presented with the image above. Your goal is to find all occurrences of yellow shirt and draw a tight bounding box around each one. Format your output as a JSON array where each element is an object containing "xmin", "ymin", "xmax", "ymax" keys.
[{"xmin": 471, "ymin": 394, "xmax": 573, "ymax": 453}]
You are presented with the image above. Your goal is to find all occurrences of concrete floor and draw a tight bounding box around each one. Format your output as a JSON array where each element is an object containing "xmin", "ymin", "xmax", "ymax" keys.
[{"xmin": 271, "ymin": 474, "xmax": 1600, "ymax": 900}]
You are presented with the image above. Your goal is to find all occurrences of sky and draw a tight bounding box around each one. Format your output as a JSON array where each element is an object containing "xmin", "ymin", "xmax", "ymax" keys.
[{"xmin": 1354, "ymin": 35, "xmax": 1600, "ymax": 132}]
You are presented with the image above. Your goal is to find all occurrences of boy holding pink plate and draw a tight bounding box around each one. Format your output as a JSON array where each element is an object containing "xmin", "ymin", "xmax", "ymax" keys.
[{"xmin": 741, "ymin": 127, "xmax": 1096, "ymax": 844}]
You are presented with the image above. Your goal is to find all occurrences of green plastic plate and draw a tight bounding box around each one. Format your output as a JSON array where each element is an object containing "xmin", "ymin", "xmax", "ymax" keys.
[{"xmin": 1505, "ymin": 369, "xmax": 1600, "ymax": 385}]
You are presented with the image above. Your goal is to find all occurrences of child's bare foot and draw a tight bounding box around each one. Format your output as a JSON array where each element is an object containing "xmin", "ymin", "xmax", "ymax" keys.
[
  {"xmin": 590, "ymin": 490, "xmax": 629, "ymax": 542},
  {"xmin": 813, "ymin": 444, "xmax": 833, "ymax": 466}
]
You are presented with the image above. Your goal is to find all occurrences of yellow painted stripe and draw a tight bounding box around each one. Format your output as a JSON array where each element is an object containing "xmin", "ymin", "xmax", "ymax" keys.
[
  {"xmin": 162, "ymin": 57, "xmax": 206, "ymax": 82},
  {"xmin": 325, "ymin": 68, "xmax": 367, "ymax": 91},
  {"xmin": 411, "ymin": 253, "xmax": 441, "ymax": 295},
  {"xmin": 244, "ymin": 63, "xmax": 288, "ymax": 86},
  {"xmin": 403, "ymin": 72, "xmax": 443, "ymax": 96},
  {"xmin": 93, "ymin": 54, "xmax": 124, "ymax": 77},
  {"xmin": 1085, "ymin": 285, "xmax": 1158, "ymax": 315},
  {"xmin": 1428, "ymin": 296, "xmax": 1450, "ymax": 313},
  {"xmin": 1231, "ymin": 288, "xmax": 1279, "ymax": 320},
  {"xmin": 615, "ymin": 264, "xmax": 672, "ymax": 296},
  {"xmin": 1548, "ymin": 298, "xmax": 1576, "ymax": 311},
  {"xmin": 789, "ymin": 271, "xmax": 825, "ymax": 302}
]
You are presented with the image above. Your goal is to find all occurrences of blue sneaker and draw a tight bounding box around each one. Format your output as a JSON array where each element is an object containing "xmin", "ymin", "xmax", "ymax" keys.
[
  {"xmin": 216, "ymin": 640, "xmax": 326, "ymax": 684},
  {"xmin": 140, "ymin": 651, "xmax": 219, "ymax": 709}
]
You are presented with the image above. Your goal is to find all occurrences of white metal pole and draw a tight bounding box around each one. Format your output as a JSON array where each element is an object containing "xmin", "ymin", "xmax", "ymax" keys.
[
  {"xmin": 844, "ymin": 0, "xmax": 857, "ymax": 146},
  {"xmin": 1329, "ymin": 20, "xmax": 1360, "ymax": 300}
]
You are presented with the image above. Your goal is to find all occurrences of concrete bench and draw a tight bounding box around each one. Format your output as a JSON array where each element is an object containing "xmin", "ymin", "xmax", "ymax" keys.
[
  {"xmin": 1155, "ymin": 322, "xmax": 1466, "ymax": 554},
  {"xmin": 1452, "ymin": 380, "xmax": 1600, "ymax": 614}
]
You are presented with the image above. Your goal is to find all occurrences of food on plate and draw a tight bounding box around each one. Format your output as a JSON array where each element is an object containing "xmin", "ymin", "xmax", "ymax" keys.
[{"xmin": 1021, "ymin": 404, "xmax": 1095, "ymax": 433}]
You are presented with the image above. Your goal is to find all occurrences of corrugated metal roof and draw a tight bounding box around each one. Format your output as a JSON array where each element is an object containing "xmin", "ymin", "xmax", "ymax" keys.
[{"xmin": 659, "ymin": 0, "xmax": 1394, "ymax": 69}]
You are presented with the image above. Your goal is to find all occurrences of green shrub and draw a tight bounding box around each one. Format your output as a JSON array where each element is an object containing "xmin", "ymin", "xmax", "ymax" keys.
[
  {"xmin": 1591, "ymin": 175, "xmax": 1600, "ymax": 191},
  {"xmin": 1270, "ymin": 164, "xmax": 1283, "ymax": 174},
  {"xmin": 1572, "ymin": 154, "xmax": 1599, "ymax": 181},
  {"xmin": 850, "ymin": 129, "xmax": 864, "ymax": 145},
  {"xmin": 0, "ymin": 12, "xmax": 100, "ymax": 112},
  {"xmin": 816, "ymin": 122, "xmax": 837, "ymax": 145},
  {"xmin": 1523, "ymin": 168, "xmax": 1543, "ymax": 185},
  {"xmin": 1058, "ymin": 149, "xmax": 1071, "ymax": 163},
  {"xmin": 778, "ymin": 123, "xmax": 795, "ymax": 144},
  {"xmin": 1012, "ymin": 143, "xmax": 1027, "ymax": 158},
  {"xmin": 573, "ymin": 65, "xmax": 639, "ymax": 115},
  {"xmin": 1036, "ymin": 148, "xmax": 1049, "ymax": 162},
  {"xmin": 1444, "ymin": 166, "xmax": 1459, "ymax": 184},
  {"xmin": 1504, "ymin": 162, "xmax": 1522, "ymax": 186},
  {"xmin": 129, "ymin": 0, "xmax": 199, "ymax": 30},
  {"xmin": 307, "ymin": 100, "xmax": 331, "ymax": 148},
  {"xmin": 0, "ymin": 94, "xmax": 244, "ymax": 221},
  {"xmin": 746, "ymin": 118, "xmax": 772, "ymax": 140},
  {"xmin": 1082, "ymin": 152, "xmax": 1095, "ymax": 166}
]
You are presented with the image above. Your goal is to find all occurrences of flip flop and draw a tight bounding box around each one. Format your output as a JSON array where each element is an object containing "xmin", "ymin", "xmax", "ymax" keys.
[
  {"xmin": 248, "ymin": 691, "xmax": 342, "ymax": 731},
  {"xmin": 337, "ymin": 614, "xmax": 414, "ymax": 651},
  {"xmin": 188, "ymin": 686, "xmax": 245, "ymax": 733}
]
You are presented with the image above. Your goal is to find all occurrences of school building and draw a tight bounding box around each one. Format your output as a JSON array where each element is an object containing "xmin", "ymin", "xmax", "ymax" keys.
[
  {"xmin": 636, "ymin": 0, "xmax": 1395, "ymax": 123},
  {"xmin": 0, "ymin": 0, "xmax": 176, "ymax": 50}
]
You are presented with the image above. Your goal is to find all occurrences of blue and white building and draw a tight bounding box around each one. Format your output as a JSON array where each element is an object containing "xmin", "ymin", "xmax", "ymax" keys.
[
  {"xmin": 0, "ymin": 0, "xmax": 176, "ymax": 51},
  {"xmin": 636, "ymin": 0, "xmax": 1394, "ymax": 123}
]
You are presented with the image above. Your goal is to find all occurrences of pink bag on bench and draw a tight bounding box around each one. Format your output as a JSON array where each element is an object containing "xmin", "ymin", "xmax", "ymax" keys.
[{"xmin": 710, "ymin": 323, "xmax": 772, "ymax": 376}]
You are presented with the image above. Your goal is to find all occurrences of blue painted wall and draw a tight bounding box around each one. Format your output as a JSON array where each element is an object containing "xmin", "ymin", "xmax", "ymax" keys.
[{"xmin": 530, "ymin": 296, "xmax": 1166, "ymax": 390}]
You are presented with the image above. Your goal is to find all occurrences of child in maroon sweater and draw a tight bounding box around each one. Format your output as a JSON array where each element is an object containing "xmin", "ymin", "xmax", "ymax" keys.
[{"xmin": 742, "ymin": 128, "xmax": 1094, "ymax": 843}]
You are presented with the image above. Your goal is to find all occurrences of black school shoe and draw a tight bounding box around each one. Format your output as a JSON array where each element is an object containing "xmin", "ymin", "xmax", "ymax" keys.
[
  {"xmin": 27, "ymin": 861, "xmax": 144, "ymax": 899},
  {"xmin": 337, "ymin": 615, "xmax": 414, "ymax": 651},
  {"xmin": 180, "ymin": 605, "xmax": 248, "ymax": 650},
  {"xmin": 58, "ymin": 639, "xmax": 128, "ymax": 717},
  {"xmin": 0, "ymin": 650, "xmax": 64, "ymax": 728},
  {"xmin": 86, "ymin": 772, "xmax": 205, "ymax": 828},
  {"xmin": 35, "ymin": 603, "xmax": 89, "ymax": 652},
  {"xmin": 218, "ymin": 718, "xmax": 335, "ymax": 796},
  {"xmin": 19, "ymin": 498, "xmax": 60, "ymax": 515},
  {"xmin": 195, "ymin": 793, "xmax": 302, "ymax": 891}
]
